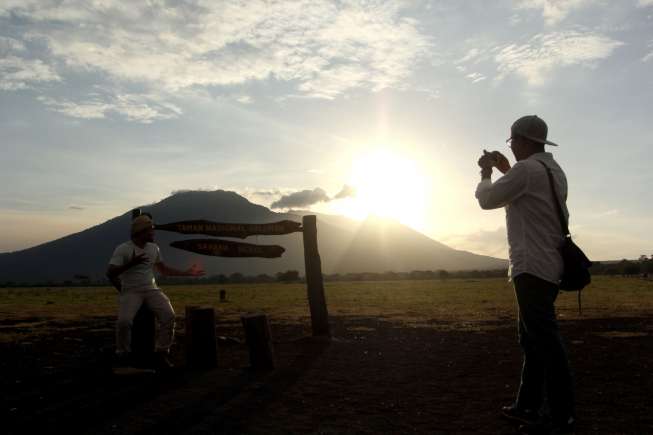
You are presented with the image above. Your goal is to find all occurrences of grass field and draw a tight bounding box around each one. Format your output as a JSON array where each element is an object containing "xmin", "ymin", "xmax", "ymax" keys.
[
  {"xmin": 1, "ymin": 276, "xmax": 651, "ymax": 343},
  {"xmin": 3, "ymin": 276, "xmax": 653, "ymax": 434}
]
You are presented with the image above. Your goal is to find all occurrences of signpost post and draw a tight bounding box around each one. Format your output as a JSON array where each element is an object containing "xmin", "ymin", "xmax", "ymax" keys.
[{"xmin": 301, "ymin": 215, "xmax": 330, "ymax": 337}]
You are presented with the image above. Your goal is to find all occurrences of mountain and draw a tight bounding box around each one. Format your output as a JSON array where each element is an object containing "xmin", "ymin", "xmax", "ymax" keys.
[{"xmin": 0, "ymin": 190, "xmax": 506, "ymax": 283}]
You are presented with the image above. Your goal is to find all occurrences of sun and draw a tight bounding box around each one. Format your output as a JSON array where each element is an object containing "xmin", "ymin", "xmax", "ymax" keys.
[{"xmin": 332, "ymin": 149, "xmax": 428, "ymax": 232}]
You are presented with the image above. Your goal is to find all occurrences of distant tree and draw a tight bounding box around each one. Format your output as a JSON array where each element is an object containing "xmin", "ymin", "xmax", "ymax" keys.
[
  {"xmin": 624, "ymin": 264, "xmax": 641, "ymax": 276},
  {"xmin": 276, "ymin": 270, "xmax": 300, "ymax": 282},
  {"xmin": 381, "ymin": 271, "xmax": 399, "ymax": 281},
  {"xmin": 255, "ymin": 274, "xmax": 273, "ymax": 283},
  {"xmin": 639, "ymin": 255, "xmax": 649, "ymax": 262},
  {"xmin": 646, "ymin": 261, "xmax": 653, "ymax": 274},
  {"xmin": 229, "ymin": 272, "xmax": 244, "ymax": 283},
  {"xmin": 438, "ymin": 269, "xmax": 450, "ymax": 280}
]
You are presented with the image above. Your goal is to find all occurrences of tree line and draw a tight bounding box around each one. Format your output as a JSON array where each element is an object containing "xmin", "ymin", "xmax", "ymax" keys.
[
  {"xmin": 2, "ymin": 256, "xmax": 652, "ymax": 287},
  {"xmin": 590, "ymin": 256, "xmax": 653, "ymax": 277}
]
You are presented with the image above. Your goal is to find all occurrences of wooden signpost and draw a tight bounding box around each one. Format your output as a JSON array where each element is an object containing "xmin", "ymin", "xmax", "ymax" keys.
[
  {"xmin": 123, "ymin": 208, "xmax": 330, "ymax": 376},
  {"xmin": 155, "ymin": 219, "xmax": 302, "ymax": 239},
  {"xmin": 170, "ymin": 239, "xmax": 285, "ymax": 258},
  {"xmin": 157, "ymin": 215, "xmax": 330, "ymax": 337}
]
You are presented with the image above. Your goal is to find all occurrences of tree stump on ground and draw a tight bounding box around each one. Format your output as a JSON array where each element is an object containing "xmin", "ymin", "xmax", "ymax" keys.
[
  {"xmin": 185, "ymin": 306, "xmax": 218, "ymax": 369},
  {"xmin": 131, "ymin": 305, "xmax": 156, "ymax": 368},
  {"xmin": 241, "ymin": 313, "xmax": 275, "ymax": 370},
  {"xmin": 219, "ymin": 289, "xmax": 227, "ymax": 302}
]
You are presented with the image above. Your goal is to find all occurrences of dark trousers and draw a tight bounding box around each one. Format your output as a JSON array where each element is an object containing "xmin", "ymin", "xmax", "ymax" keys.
[{"xmin": 514, "ymin": 273, "xmax": 575, "ymax": 423}]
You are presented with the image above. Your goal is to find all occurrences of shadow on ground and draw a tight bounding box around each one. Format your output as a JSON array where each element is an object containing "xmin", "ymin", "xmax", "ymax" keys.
[{"xmin": 2, "ymin": 315, "xmax": 652, "ymax": 434}]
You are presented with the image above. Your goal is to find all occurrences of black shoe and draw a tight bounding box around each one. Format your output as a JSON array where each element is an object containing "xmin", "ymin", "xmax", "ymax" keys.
[
  {"xmin": 519, "ymin": 417, "xmax": 576, "ymax": 435},
  {"xmin": 501, "ymin": 405, "xmax": 539, "ymax": 425}
]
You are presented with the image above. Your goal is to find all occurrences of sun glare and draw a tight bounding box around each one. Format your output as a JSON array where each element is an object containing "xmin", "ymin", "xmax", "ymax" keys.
[{"xmin": 333, "ymin": 149, "xmax": 428, "ymax": 232}]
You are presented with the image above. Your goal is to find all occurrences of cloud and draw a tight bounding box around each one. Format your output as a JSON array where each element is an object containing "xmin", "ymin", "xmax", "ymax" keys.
[
  {"xmin": 466, "ymin": 72, "xmax": 486, "ymax": 83},
  {"xmin": 643, "ymin": 40, "xmax": 653, "ymax": 62},
  {"xmin": 457, "ymin": 48, "xmax": 484, "ymax": 64},
  {"xmin": 638, "ymin": 0, "xmax": 653, "ymax": 7},
  {"xmin": 515, "ymin": 0, "xmax": 592, "ymax": 25},
  {"xmin": 251, "ymin": 190, "xmax": 282, "ymax": 197},
  {"xmin": 236, "ymin": 95, "xmax": 253, "ymax": 104},
  {"xmin": 494, "ymin": 30, "xmax": 623, "ymax": 85},
  {"xmin": 68, "ymin": 205, "xmax": 84, "ymax": 210},
  {"xmin": 0, "ymin": 36, "xmax": 25, "ymax": 53},
  {"xmin": 0, "ymin": 35, "xmax": 60, "ymax": 90},
  {"xmin": 1, "ymin": 0, "xmax": 432, "ymax": 116},
  {"xmin": 38, "ymin": 93, "xmax": 182, "ymax": 123},
  {"xmin": 270, "ymin": 184, "xmax": 355, "ymax": 209},
  {"xmin": 271, "ymin": 188, "xmax": 330, "ymax": 209},
  {"xmin": 0, "ymin": 55, "xmax": 60, "ymax": 91},
  {"xmin": 334, "ymin": 184, "xmax": 356, "ymax": 199}
]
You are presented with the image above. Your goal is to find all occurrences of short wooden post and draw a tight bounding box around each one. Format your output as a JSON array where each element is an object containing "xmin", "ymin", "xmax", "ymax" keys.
[
  {"xmin": 131, "ymin": 305, "xmax": 156, "ymax": 367},
  {"xmin": 185, "ymin": 306, "xmax": 218, "ymax": 369},
  {"xmin": 219, "ymin": 289, "xmax": 227, "ymax": 302},
  {"xmin": 302, "ymin": 215, "xmax": 330, "ymax": 336},
  {"xmin": 241, "ymin": 313, "xmax": 275, "ymax": 370}
]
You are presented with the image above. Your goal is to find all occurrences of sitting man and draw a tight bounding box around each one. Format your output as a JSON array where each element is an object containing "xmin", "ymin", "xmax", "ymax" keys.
[{"xmin": 107, "ymin": 214, "xmax": 204, "ymax": 369}]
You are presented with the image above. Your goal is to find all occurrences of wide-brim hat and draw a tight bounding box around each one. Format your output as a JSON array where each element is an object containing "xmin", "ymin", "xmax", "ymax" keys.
[{"xmin": 508, "ymin": 115, "xmax": 558, "ymax": 146}]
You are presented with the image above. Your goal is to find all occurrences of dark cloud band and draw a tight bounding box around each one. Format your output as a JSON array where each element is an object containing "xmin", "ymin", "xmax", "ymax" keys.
[{"xmin": 271, "ymin": 184, "xmax": 355, "ymax": 209}]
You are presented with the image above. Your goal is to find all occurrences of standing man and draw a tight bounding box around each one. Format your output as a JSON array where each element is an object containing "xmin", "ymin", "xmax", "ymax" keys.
[
  {"xmin": 107, "ymin": 213, "xmax": 204, "ymax": 369},
  {"xmin": 475, "ymin": 115, "xmax": 575, "ymax": 435}
]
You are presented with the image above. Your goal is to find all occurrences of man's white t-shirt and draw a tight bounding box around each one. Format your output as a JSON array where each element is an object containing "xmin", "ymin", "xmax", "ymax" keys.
[{"xmin": 109, "ymin": 241, "xmax": 162, "ymax": 292}]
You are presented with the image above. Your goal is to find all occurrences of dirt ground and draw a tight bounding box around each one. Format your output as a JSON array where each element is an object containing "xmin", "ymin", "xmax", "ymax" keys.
[{"xmin": 2, "ymin": 314, "xmax": 652, "ymax": 434}]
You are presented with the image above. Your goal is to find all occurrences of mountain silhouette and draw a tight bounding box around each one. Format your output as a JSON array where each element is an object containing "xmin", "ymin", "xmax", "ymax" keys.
[{"xmin": 0, "ymin": 190, "xmax": 506, "ymax": 283}]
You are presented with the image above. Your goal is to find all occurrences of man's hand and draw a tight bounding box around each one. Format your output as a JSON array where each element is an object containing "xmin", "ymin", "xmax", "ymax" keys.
[
  {"xmin": 478, "ymin": 150, "xmax": 495, "ymax": 169},
  {"xmin": 106, "ymin": 250, "xmax": 148, "ymax": 292},
  {"xmin": 156, "ymin": 262, "xmax": 205, "ymax": 277},
  {"xmin": 127, "ymin": 250, "xmax": 148, "ymax": 268},
  {"xmin": 185, "ymin": 264, "xmax": 205, "ymax": 277},
  {"xmin": 489, "ymin": 151, "xmax": 511, "ymax": 174}
]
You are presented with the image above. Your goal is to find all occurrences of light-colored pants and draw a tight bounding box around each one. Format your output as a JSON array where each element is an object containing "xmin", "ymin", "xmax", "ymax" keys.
[{"xmin": 116, "ymin": 288, "xmax": 175, "ymax": 354}]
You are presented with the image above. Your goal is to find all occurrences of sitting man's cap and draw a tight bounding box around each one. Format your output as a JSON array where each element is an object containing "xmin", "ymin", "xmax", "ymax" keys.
[
  {"xmin": 131, "ymin": 214, "xmax": 154, "ymax": 236},
  {"xmin": 508, "ymin": 115, "xmax": 558, "ymax": 146}
]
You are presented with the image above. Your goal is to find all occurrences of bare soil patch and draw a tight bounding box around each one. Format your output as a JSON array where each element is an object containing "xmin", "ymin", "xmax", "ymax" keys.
[{"xmin": 2, "ymin": 314, "xmax": 652, "ymax": 434}]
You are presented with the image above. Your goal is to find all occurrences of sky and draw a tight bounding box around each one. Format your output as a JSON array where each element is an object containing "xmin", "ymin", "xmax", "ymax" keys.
[{"xmin": 1, "ymin": 0, "xmax": 652, "ymax": 261}]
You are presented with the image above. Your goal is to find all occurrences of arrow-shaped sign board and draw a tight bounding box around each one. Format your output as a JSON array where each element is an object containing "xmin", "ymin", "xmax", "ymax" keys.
[
  {"xmin": 155, "ymin": 219, "xmax": 301, "ymax": 239},
  {"xmin": 170, "ymin": 239, "xmax": 285, "ymax": 258}
]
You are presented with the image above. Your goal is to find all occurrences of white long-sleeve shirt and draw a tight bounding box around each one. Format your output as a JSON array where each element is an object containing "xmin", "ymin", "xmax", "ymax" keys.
[{"xmin": 475, "ymin": 152, "xmax": 569, "ymax": 284}]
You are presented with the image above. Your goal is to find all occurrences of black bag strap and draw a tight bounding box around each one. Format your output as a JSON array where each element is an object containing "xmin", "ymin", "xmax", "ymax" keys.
[
  {"xmin": 536, "ymin": 160, "xmax": 569, "ymax": 238},
  {"xmin": 537, "ymin": 160, "xmax": 583, "ymax": 314}
]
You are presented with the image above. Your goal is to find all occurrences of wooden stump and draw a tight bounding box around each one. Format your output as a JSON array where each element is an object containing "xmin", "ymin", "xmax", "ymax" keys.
[
  {"xmin": 241, "ymin": 313, "xmax": 275, "ymax": 370},
  {"xmin": 185, "ymin": 306, "xmax": 217, "ymax": 369},
  {"xmin": 131, "ymin": 305, "xmax": 156, "ymax": 368},
  {"xmin": 219, "ymin": 289, "xmax": 227, "ymax": 302}
]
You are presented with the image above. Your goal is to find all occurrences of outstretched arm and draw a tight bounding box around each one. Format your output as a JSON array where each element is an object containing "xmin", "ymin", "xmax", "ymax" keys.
[{"xmin": 156, "ymin": 262, "xmax": 205, "ymax": 277}]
